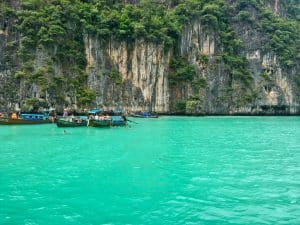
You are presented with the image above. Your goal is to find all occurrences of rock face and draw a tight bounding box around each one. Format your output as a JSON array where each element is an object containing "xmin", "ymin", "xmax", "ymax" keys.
[
  {"xmin": 0, "ymin": 1, "xmax": 299, "ymax": 114},
  {"xmin": 81, "ymin": 18, "xmax": 299, "ymax": 114},
  {"xmin": 84, "ymin": 37, "xmax": 170, "ymax": 113},
  {"xmin": 0, "ymin": 2, "xmax": 19, "ymax": 111},
  {"xmin": 231, "ymin": 9, "xmax": 300, "ymax": 115}
]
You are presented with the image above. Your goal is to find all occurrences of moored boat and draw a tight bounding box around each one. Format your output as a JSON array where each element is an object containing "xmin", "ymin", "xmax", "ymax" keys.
[
  {"xmin": 56, "ymin": 117, "xmax": 87, "ymax": 127},
  {"xmin": 0, "ymin": 113, "xmax": 51, "ymax": 125},
  {"xmin": 131, "ymin": 112, "xmax": 159, "ymax": 118},
  {"xmin": 111, "ymin": 116, "xmax": 127, "ymax": 126},
  {"xmin": 87, "ymin": 109, "xmax": 111, "ymax": 127},
  {"xmin": 87, "ymin": 108, "xmax": 128, "ymax": 127},
  {"xmin": 88, "ymin": 118, "xmax": 111, "ymax": 127}
]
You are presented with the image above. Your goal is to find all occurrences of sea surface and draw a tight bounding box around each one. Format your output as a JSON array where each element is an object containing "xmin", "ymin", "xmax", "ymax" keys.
[{"xmin": 0, "ymin": 116, "xmax": 300, "ymax": 225}]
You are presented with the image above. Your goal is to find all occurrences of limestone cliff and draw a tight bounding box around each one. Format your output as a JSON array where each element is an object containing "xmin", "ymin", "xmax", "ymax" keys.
[
  {"xmin": 82, "ymin": 18, "xmax": 299, "ymax": 115},
  {"xmin": 84, "ymin": 37, "xmax": 170, "ymax": 112},
  {"xmin": 0, "ymin": 0, "xmax": 299, "ymax": 114}
]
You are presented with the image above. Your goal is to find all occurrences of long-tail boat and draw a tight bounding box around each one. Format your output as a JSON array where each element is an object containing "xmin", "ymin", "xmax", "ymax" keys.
[
  {"xmin": 111, "ymin": 116, "xmax": 127, "ymax": 126},
  {"xmin": 87, "ymin": 108, "xmax": 127, "ymax": 127},
  {"xmin": 0, "ymin": 113, "xmax": 51, "ymax": 125},
  {"xmin": 87, "ymin": 109, "xmax": 111, "ymax": 127},
  {"xmin": 88, "ymin": 118, "xmax": 111, "ymax": 127},
  {"xmin": 131, "ymin": 112, "xmax": 159, "ymax": 118},
  {"xmin": 56, "ymin": 117, "xmax": 87, "ymax": 127}
]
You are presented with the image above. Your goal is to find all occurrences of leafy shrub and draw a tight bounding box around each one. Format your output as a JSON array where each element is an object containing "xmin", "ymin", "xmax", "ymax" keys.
[{"xmin": 169, "ymin": 57, "xmax": 196, "ymax": 84}]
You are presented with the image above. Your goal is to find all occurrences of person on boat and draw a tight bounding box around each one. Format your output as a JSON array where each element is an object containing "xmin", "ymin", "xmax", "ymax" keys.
[
  {"xmin": 16, "ymin": 111, "xmax": 21, "ymax": 118},
  {"xmin": 87, "ymin": 115, "xmax": 92, "ymax": 126},
  {"xmin": 70, "ymin": 114, "xmax": 75, "ymax": 122},
  {"xmin": 51, "ymin": 114, "xmax": 57, "ymax": 123},
  {"xmin": 11, "ymin": 113, "xmax": 18, "ymax": 120},
  {"xmin": 95, "ymin": 115, "xmax": 99, "ymax": 120},
  {"xmin": 63, "ymin": 109, "xmax": 68, "ymax": 117}
]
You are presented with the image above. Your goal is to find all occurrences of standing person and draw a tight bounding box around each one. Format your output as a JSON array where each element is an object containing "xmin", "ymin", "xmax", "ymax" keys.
[
  {"xmin": 87, "ymin": 115, "xmax": 92, "ymax": 127},
  {"xmin": 51, "ymin": 115, "xmax": 55, "ymax": 123},
  {"xmin": 11, "ymin": 113, "xmax": 17, "ymax": 119},
  {"xmin": 16, "ymin": 111, "xmax": 20, "ymax": 118},
  {"xmin": 63, "ymin": 108, "xmax": 68, "ymax": 117}
]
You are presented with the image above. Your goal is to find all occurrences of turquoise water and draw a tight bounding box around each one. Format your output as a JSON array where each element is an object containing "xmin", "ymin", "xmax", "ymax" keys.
[{"xmin": 0, "ymin": 116, "xmax": 300, "ymax": 225}]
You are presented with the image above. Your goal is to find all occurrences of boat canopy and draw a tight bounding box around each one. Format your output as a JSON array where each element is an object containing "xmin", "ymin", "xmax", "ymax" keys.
[
  {"xmin": 142, "ymin": 112, "xmax": 152, "ymax": 116},
  {"xmin": 88, "ymin": 109, "xmax": 101, "ymax": 114},
  {"xmin": 114, "ymin": 108, "xmax": 123, "ymax": 114},
  {"xmin": 21, "ymin": 113, "xmax": 46, "ymax": 117},
  {"xmin": 20, "ymin": 113, "xmax": 47, "ymax": 120},
  {"xmin": 111, "ymin": 116, "xmax": 123, "ymax": 121}
]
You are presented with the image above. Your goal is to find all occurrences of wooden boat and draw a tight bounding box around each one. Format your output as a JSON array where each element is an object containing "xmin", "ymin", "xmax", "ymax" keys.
[
  {"xmin": 56, "ymin": 117, "xmax": 87, "ymax": 127},
  {"xmin": 111, "ymin": 116, "xmax": 127, "ymax": 126},
  {"xmin": 0, "ymin": 113, "xmax": 51, "ymax": 125},
  {"xmin": 88, "ymin": 118, "xmax": 111, "ymax": 127},
  {"xmin": 131, "ymin": 112, "xmax": 159, "ymax": 118},
  {"xmin": 87, "ymin": 109, "xmax": 127, "ymax": 127}
]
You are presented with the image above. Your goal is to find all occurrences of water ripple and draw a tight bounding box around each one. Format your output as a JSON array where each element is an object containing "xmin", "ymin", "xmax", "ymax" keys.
[{"xmin": 0, "ymin": 117, "xmax": 300, "ymax": 224}]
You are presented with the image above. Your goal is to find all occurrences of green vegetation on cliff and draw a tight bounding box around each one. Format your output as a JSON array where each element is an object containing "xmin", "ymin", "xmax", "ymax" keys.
[
  {"xmin": 13, "ymin": 0, "xmax": 300, "ymax": 65},
  {"xmin": 0, "ymin": 0, "xmax": 299, "ymax": 111}
]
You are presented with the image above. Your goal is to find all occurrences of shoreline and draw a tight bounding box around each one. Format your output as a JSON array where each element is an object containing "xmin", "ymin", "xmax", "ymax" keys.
[
  {"xmin": 2, "ymin": 111, "xmax": 299, "ymax": 117},
  {"xmin": 159, "ymin": 113, "xmax": 300, "ymax": 117}
]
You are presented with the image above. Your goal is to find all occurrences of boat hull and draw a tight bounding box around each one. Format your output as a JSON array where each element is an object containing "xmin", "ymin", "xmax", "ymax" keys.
[
  {"xmin": 131, "ymin": 114, "xmax": 158, "ymax": 118},
  {"xmin": 88, "ymin": 119, "xmax": 111, "ymax": 127},
  {"xmin": 0, "ymin": 118, "xmax": 52, "ymax": 125},
  {"xmin": 111, "ymin": 121, "xmax": 127, "ymax": 126},
  {"xmin": 111, "ymin": 116, "xmax": 127, "ymax": 126},
  {"xmin": 56, "ymin": 119, "xmax": 87, "ymax": 127}
]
